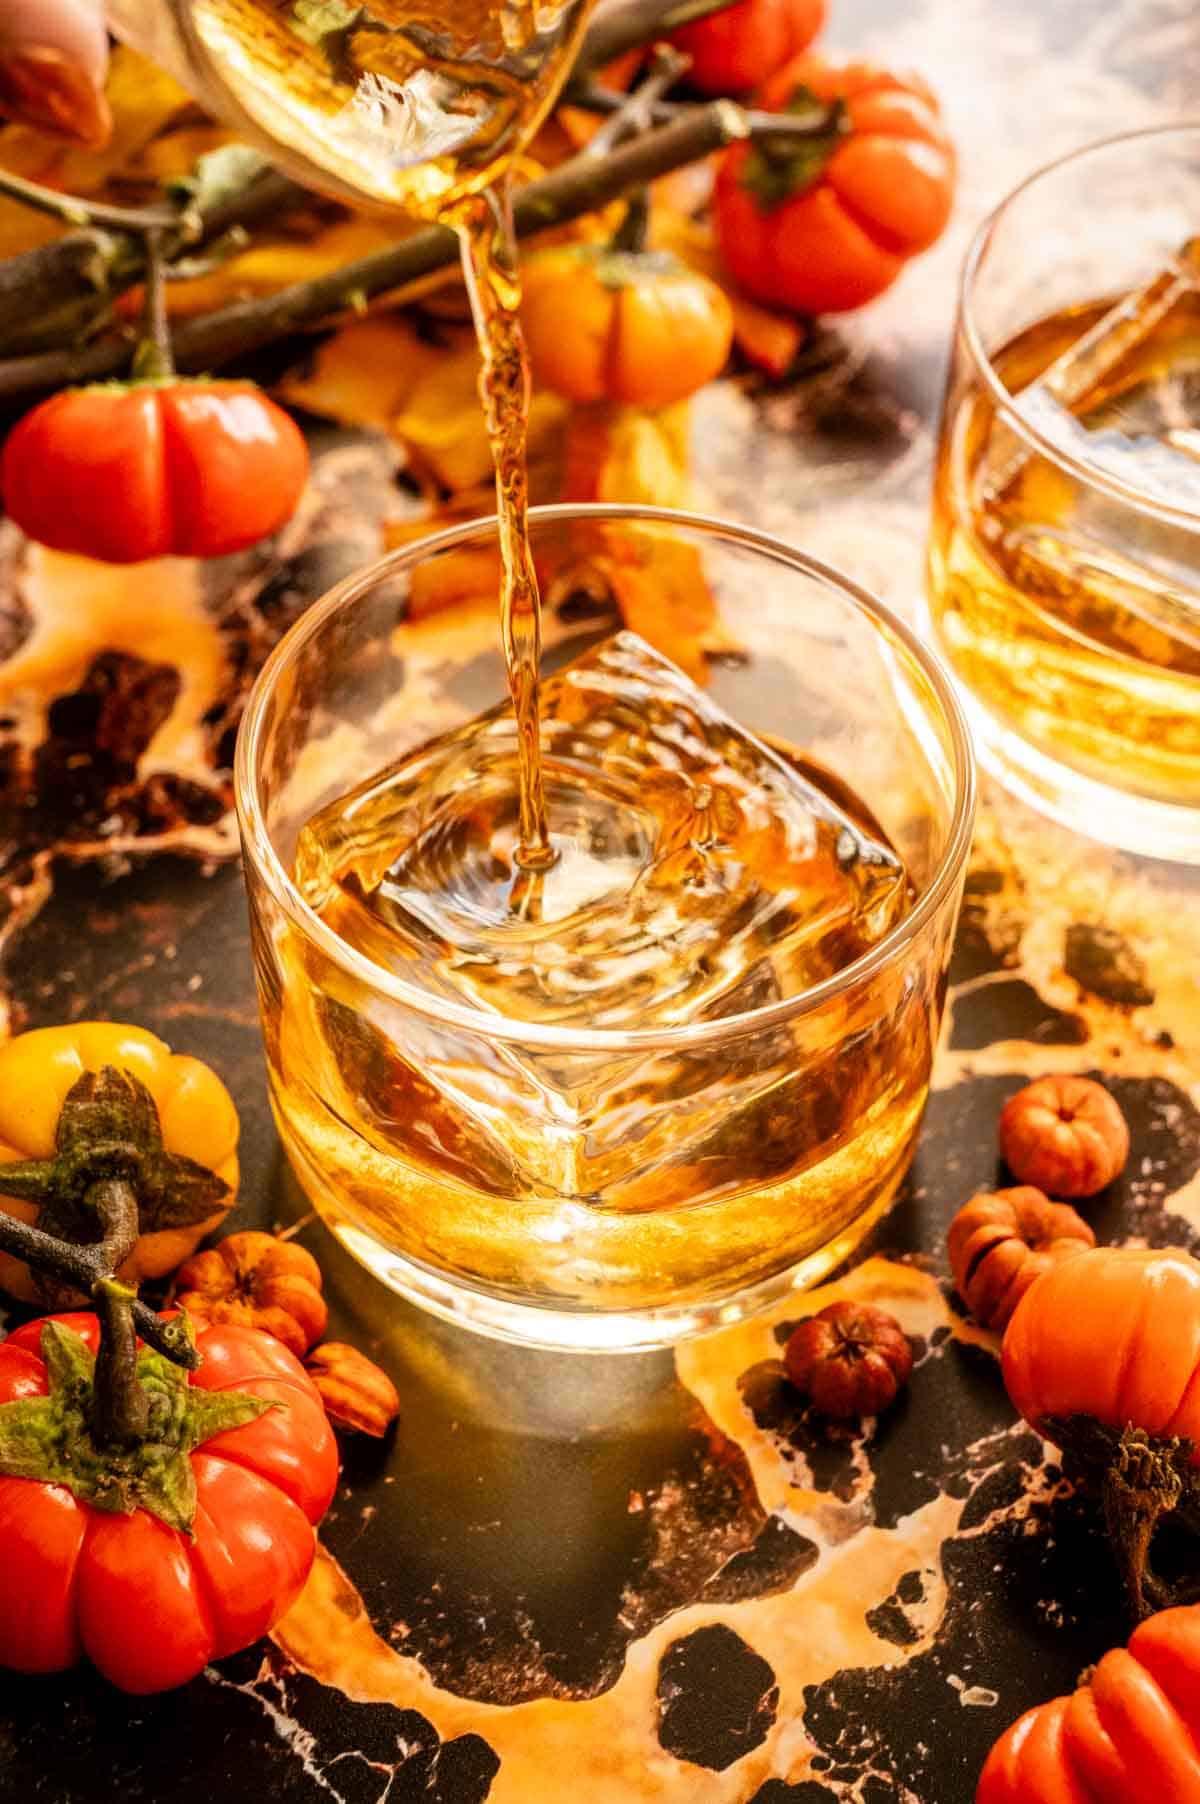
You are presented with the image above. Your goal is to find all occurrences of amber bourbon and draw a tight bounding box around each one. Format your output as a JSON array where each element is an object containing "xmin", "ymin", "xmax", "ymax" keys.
[
  {"xmin": 279, "ymin": 634, "xmax": 926, "ymax": 1313},
  {"xmin": 928, "ymin": 294, "xmax": 1200, "ymax": 807}
]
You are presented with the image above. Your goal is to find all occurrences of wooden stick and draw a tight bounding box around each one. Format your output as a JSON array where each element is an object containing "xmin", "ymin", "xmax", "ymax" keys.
[{"xmin": 0, "ymin": 101, "xmax": 753, "ymax": 397}]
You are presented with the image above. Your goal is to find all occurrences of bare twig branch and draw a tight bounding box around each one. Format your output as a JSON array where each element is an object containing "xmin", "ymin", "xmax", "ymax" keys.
[
  {"xmin": 0, "ymin": 100, "xmax": 754, "ymax": 398},
  {"xmin": 0, "ymin": 0, "xmax": 746, "ymax": 358},
  {"xmin": 568, "ymin": 82, "xmax": 834, "ymax": 142},
  {"xmin": 584, "ymin": 45, "xmax": 691, "ymax": 156},
  {"xmin": 0, "ymin": 165, "xmax": 185, "ymax": 234}
]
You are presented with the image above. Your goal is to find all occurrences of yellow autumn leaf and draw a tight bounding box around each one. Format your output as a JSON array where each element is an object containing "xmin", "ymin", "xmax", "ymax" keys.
[
  {"xmin": 137, "ymin": 125, "xmax": 240, "ymax": 184},
  {"xmin": 603, "ymin": 526, "xmax": 740, "ymax": 682},
  {"xmin": 564, "ymin": 401, "xmax": 695, "ymax": 510},
  {"xmin": 166, "ymin": 216, "xmax": 407, "ymax": 317},
  {"xmin": 394, "ymin": 340, "xmax": 567, "ymax": 493},
  {"xmin": 278, "ymin": 314, "xmax": 441, "ymax": 432}
]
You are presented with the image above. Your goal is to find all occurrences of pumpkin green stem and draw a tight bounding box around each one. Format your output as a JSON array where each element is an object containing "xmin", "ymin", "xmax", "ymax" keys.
[
  {"xmin": 738, "ymin": 90, "xmax": 850, "ymax": 211},
  {"xmin": 0, "ymin": 1318, "xmax": 270, "ymax": 1531},
  {"xmin": 131, "ymin": 227, "xmax": 175, "ymax": 384},
  {"xmin": 0, "ymin": 1064, "xmax": 223, "ymax": 1448}
]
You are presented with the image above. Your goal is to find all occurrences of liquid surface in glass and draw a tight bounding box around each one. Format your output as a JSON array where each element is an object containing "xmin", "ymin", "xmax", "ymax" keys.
[{"xmin": 929, "ymin": 293, "xmax": 1200, "ymax": 805}]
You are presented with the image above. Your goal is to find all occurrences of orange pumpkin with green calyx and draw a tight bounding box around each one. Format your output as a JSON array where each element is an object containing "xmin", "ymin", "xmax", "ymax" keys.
[
  {"xmin": 0, "ymin": 1024, "xmax": 238, "ymax": 1304},
  {"xmin": 715, "ymin": 53, "xmax": 955, "ymax": 315},
  {"xmin": 0, "ymin": 1063, "xmax": 335, "ymax": 1696},
  {"xmin": 521, "ymin": 198, "xmax": 734, "ymax": 409},
  {"xmin": 1003, "ymin": 1246, "xmax": 1200, "ymax": 1620}
]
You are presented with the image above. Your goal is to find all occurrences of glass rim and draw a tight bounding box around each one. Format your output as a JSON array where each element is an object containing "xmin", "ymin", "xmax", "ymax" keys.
[
  {"xmin": 959, "ymin": 120, "xmax": 1200, "ymax": 535},
  {"xmin": 235, "ymin": 502, "xmax": 976, "ymax": 1054}
]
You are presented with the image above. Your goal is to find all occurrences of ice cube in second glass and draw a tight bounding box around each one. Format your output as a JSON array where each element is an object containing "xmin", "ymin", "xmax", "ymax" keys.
[{"xmin": 295, "ymin": 631, "xmax": 909, "ymax": 1032}]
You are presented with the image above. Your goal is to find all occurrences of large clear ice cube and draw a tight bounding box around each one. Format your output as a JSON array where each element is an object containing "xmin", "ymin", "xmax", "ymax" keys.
[
  {"xmin": 298, "ymin": 631, "xmax": 908, "ymax": 1030},
  {"xmin": 293, "ymin": 632, "xmax": 911, "ymax": 1198}
]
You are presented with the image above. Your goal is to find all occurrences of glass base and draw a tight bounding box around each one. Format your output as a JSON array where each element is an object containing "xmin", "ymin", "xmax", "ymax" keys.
[
  {"xmin": 305, "ymin": 1181, "xmax": 901, "ymax": 1354},
  {"xmin": 922, "ymin": 607, "xmax": 1200, "ymax": 864},
  {"xmin": 321, "ymin": 1203, "xmax": 896, "ymax": 1351}
]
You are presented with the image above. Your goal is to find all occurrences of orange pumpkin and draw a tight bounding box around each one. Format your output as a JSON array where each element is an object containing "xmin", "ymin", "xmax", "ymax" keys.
[
  {"xmin": 669, "ymin": 0, "xmax": 825, "ymax": 96},
  {"xmin": 1003, "ymin": 1247, "xmax": 1200, "ymax": 1457},
  {"xmin": 978, "ymin": 1604, "xmax": 1200, "ymax": 1804},
  {"xmin": 521, "ymin": 240, "xmax": 733, "ymax": 409},
  {"xmin": 0, "ymin": 1023, "xmax": 238, "ymax": 1303},
  {"xmin": 1003, "ymin": 1246, "xmax": 1200, "ymax": 1619}
]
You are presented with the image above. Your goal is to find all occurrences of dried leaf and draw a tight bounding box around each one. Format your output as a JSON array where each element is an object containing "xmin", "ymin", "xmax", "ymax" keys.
[
  {"xmin": 278, "ymin": 314, "xmax": 439, "ymax": 431},
  {"xmin": 165, "ymin": 216, "xmax": 402, "ymax": 317},
  {"xmin": 564, "ymin": 401, "xmax": 695, "ymax": 510},
  {"xmin": 603, "ymin": 527, "xmax": 738, "ymax": 682},
  {"xmin": 559, "ymin": 399, "xmax": 739, "ymax": 675},
  {"xmin": 728, "ymin": 297, "xmax": 806, "ymax": 378},
  {"xmin": 138, "ymin": 125, "xmax": 234, "ymax": 183},
  {"xmin": 394, "ymin": 340, "xmax": 566, "ymax": 493},
  {"xmin": 407, "ymin": 546, "xmax": 505, "ymax": 621}
]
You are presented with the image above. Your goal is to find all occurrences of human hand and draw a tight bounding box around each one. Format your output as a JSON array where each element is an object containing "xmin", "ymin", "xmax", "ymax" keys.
[{"xmin": 0, "ymin": 0, "xmax": 110, "ymax": 145}]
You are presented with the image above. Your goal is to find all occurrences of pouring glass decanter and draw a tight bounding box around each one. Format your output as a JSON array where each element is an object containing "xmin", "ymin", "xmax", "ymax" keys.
[{"xmin": 107, "ymin": 0, "xmax": 596, "ymax": 212}]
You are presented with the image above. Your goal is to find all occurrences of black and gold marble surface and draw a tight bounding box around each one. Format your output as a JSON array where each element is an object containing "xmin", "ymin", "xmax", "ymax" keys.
[{"xmin": 3, "ymin": 2, "xmax": 1200, "ymax": 1800}]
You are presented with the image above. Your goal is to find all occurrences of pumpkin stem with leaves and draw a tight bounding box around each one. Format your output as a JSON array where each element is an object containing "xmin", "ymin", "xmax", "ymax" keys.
[
  {"xmin": 520, "ymin": 192, "xmax": 734, "ymax": 409},
  {"xmin": 0, "ymin": 1063, "xmax": 223, "ymax": 1443}
]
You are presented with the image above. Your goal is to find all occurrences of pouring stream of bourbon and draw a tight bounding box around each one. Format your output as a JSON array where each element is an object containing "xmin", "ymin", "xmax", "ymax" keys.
[{"xmin": 177, "ymin": 0, "xmax": 597, "ymax": 866}]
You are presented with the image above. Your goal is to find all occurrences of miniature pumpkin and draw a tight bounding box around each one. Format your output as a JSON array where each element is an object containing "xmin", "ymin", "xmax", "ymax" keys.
[
  {"xmin": 176, "ymin": 1230, "xmax": 327, "ymax": 1359},
  {"xmin": 999, "ymin": 1075, "xmax": 1129, "ymax": 1198},
  {"xmin": 948, "ymin": 1186, "xmax": 1094, "ymax": 1331},
  {"xmin": 784, "ymin": 1299, "xmax": 913, "ymax": 1418},
  {"xmin": 521, "ymin": 236, "xmax": 733, "ymax": 409}
]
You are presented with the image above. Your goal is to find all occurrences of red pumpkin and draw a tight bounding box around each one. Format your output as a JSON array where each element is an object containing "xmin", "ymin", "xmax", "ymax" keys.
[
  {"xmin": 1, "ymin": 380, "xmax": 309, "ymax": 563},
  {"xmin": 0, "ymin": 1310, "xmax": 338, "ymax": 1692},
  {"xmin": 715, "ymin": 53, "xmax": 956, "ymax": 314},
  {"xmin": 670, "ymin": 0, "xmax": 825, "ymax": 96}
]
